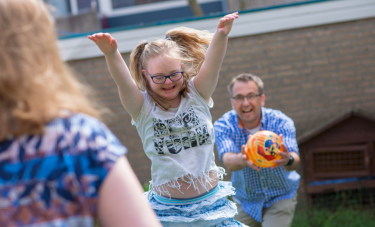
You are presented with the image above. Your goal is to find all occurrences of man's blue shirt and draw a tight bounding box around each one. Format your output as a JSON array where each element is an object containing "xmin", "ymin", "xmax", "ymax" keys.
[{"xmin": 214, "ymin": 107, "xmax": 300, "ymax": 222}]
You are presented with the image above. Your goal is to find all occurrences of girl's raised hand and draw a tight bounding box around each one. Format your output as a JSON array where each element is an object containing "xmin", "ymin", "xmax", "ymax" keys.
[
  {"xmin": 88, "ymin": 33, "xmax": 118, "ymax": 56},
  {"xmin": 217, "ymin": 12, "xmax": 239, "ymax": 36}
]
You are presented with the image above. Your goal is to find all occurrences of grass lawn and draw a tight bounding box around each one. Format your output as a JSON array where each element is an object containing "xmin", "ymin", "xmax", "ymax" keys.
[
  {"xmin": 106, "ymin": 184, "xmax": 375, "ymax": 226},
  {"xmin": 292, "ymin": 206, "xmax": 375, "ymax": 227},
  {"xmin": 95, "ymin": 206, "xmax": 375, "ymax": 226}
]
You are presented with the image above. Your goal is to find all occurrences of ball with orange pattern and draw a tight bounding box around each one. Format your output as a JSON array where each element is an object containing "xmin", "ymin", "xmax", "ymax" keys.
[{"xmin": 245, "ymin": 130, "xmax": 283, "ymax": 168}]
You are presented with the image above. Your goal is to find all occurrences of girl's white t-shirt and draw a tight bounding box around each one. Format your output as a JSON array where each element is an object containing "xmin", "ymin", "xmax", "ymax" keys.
[{"xmin": 132, "ymin": 78, "xmax": 223, "ymax": 192}]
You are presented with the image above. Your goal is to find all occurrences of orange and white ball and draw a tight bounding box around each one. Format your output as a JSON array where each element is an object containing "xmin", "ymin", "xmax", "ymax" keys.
[{"xmin": 245, "ymin": 130, "xmax": 283, "ymax": 168}]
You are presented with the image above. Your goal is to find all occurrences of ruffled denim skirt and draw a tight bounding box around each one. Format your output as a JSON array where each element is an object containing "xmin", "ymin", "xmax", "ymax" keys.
[{"xmin": 144, "ymin": 181, "xmax": 247, "ymax": 227}]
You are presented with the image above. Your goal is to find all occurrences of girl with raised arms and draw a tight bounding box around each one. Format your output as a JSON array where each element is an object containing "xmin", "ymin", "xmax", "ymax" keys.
[{"xmin": 89, "ymin": 12, "xmax": 246, "ymax": 226}]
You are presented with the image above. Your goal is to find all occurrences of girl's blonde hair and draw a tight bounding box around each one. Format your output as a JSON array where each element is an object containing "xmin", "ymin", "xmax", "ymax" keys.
[
  {"xmin": 0, "ymin": 0, "xmax": 101, "ymax": 141},
  {"xmin": 130, "ymin": 27, "xmax": 213, "ymax": 110}
]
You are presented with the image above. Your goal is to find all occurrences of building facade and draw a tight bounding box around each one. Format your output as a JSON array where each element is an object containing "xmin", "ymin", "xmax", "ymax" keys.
[{"xmin": 59, "ymin": 0, "xmax": 375, "ymax": 202}]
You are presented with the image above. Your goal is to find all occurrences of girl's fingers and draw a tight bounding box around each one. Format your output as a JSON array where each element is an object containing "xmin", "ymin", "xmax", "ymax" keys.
[
  {"xmin": 219, "ymin": 18, "xmax": 233, "ymax": 26},
  {"xmin": 224, "ymin": 12, "xmax": 238, "ymax": 19},
  {"xmin": 223, "ymin": 16, "xmax": 234, "ymax": 21},
  {"xmin": 225, "ymin": 13, "xmax": 237, "ymax": 18},
  {"xmin": 88, "ymin": 33, "xmax": 115, "ymax": 48},
  {"xmin": 219, "ymin": 18, "xmax": 228, "ymax": 23},
  {"xmin": 112, "ymin": 38, "xmax": 118, "ymax": 47},
  {"xmin": 220, "ymin": 14, "xmax": 238, "ymax": 24},
  {"xmin": 90, "ymin": 33, "xmax": 110, "ymax": 40},
  {"xmin": 104, "ymin": 33, "xmax": 111, "ymax": 38},
  {"xmin": 89, "ymin": 33, "xmax": 114, "ymax": 42},
  {"xmin": 88, "ymin": 36, "xmax": 98, "ymax": 42},
  {"xmin": 221, "ymin": 17, "xmax": 227, "ymax": 21}
]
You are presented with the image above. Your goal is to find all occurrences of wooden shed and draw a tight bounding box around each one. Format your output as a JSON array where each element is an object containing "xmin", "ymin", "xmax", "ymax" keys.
[{"xmin": 298, "ymin": 109, "xmax": 375, "ymax": 207}]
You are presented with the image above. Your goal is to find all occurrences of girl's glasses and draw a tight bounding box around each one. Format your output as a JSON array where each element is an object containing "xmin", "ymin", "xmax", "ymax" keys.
[{"xmin": 146, "ymin": 69, "xmax": 183, "ymax": 84}]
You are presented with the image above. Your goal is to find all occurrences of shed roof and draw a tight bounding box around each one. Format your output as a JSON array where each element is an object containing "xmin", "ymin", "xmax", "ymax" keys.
[{"xmin": 297, "ymin": 109, "xmax": 375, "ymax": 146}]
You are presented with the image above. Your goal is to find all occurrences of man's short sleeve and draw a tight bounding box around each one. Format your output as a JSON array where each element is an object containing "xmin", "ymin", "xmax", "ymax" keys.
[{"xmin": 278, "ymin": 119, "xmax": 299, "ymax": 155}]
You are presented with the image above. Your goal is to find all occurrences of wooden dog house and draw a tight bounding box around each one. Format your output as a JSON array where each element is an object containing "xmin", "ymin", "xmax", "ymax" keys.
[{"xmin": 298, "ymin": 109, "xmax": 375, "ymax": 207}]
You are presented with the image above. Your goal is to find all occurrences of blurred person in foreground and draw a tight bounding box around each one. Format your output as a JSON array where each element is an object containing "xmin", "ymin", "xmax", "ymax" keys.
[
  {"xmin": 214, "ymin": 74, "xmax": 300, "ymax": 227},
  {"xmin": 0, "ymin": 0, "xmax": 162, "ymax": 226}
]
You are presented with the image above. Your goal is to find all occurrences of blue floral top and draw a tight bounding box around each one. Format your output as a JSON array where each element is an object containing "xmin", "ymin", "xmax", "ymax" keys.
[{"xmin": 0, "ymin": 113, "xmax": 127, "ymax": 227}]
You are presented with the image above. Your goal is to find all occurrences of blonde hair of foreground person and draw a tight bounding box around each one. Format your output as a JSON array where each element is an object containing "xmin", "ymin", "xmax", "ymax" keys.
[{"xmin": 0, "ymin": 0, "xmax": 161, "ymax": 226}]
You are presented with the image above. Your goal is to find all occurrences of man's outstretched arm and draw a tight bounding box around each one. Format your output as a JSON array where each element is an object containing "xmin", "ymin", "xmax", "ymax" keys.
[{"xmin": 222, "ymin": 145, "xmax": 260, "ymax": 172}]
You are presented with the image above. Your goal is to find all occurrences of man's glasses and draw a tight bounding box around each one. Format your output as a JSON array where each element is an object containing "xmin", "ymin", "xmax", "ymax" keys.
[
  {"xmin": 146, "ymin": 69, "xmax": 183, "ymax": 84},
  {"xmin": 231, "ymin": 93, "xmax": 262, "ymax": 102}
]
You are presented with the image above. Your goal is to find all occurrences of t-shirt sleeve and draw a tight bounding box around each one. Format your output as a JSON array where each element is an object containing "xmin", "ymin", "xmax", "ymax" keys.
[
  {"xmin": 131, "ymin": 91, "xmax": 151, "ymax": 126},
  {"xmin": 188, "ymin": 78, "xmax": 214, "ymax": 108},
  {"xmin": 214, "ymin": 118, "xmax": 240, "ymax": 162},
  {"xmin": 278, "ymin": 119, "xmax": 299, "ymax": 155}
]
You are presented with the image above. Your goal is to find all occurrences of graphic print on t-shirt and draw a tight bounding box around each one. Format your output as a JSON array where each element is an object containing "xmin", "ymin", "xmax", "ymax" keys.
[{"xmin": 153, "ymin": 106, "xmax": 212, "ymax": 155}]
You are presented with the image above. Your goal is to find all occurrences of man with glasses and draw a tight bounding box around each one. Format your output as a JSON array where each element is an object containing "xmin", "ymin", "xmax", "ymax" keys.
[{"xmin": 213, "ymin": 73, "xmax": 300, "ymax": 227}]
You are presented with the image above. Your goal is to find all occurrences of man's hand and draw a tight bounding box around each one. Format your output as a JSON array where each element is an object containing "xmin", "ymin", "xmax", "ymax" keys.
[
  {"xmin": 271, "ymin": 146, "xmax": 290, "ymax": 169},
  {"xmin": 271, "ymin": 134, "xmax": 289, "ymax": 169},
  {"xmin": 271, "ymin": 135, "xmax": 299, "ymax": 171},
  {"xmin": 88, "ymin": 33, "xmax": 118, "ymax": 56},
  {"xmin": 222, "ymin": 134, "xmax": 260, "ymax": 172},
  {"xmin": 222, "ymin": 134, "xmax": 261, "ymax": 172},
  {"xmin": 241, "ymin": 144, "xmax": 260, "ymax": 171}
]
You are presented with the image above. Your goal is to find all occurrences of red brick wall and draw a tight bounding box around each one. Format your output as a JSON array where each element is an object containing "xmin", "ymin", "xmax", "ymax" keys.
[{"xmin": 68, "ymin": 18, "xmax": 375, "ymax": 185}]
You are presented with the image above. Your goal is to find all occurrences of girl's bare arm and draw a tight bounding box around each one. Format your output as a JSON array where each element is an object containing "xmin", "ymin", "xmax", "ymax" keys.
[
  {"xmin": 88, "ymin": 33, "xmax": 143, "ymax": 121},
  {"xmin": 194, "ymin": 12, "xmax": 238, "ymax": 103}
]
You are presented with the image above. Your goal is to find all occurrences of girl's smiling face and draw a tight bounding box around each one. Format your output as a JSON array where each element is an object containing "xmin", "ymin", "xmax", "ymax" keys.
[{"xmin": 143, "ymin": 55, "xmax": 184, "ymax": 108}]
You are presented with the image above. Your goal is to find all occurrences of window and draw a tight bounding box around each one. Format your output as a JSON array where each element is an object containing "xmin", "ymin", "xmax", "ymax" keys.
[
  {"xmin": 311, "ymin": 145, "xmax": 371, "ymax": 179},
  {"xmin": 77, "ymin": 0, "xmax": 97, "ymax": 12},
  {"xmin": 45, "ymin": 0, "xmax": 71, "ymax": 17},
  {"xmin": 44, "ymin": 0, "xmax": 98, "ymax": 17}
]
